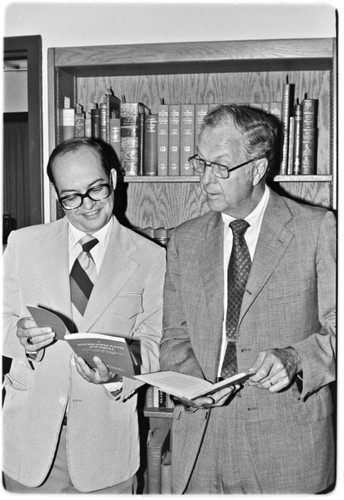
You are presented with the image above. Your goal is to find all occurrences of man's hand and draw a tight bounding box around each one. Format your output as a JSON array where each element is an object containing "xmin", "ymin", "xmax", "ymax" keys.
[
  {"xmin": 74, "ymin": 355, "xmax": 118, "ymax": 384},
  {"xmin": 248, "ymin": 347, "xmax": 301, "ymax": 392},
  {"xmin": 175, "ymin": 385, "xmax": 239, "ymax": 409},
  {"xmin": 17, "ymin": 317, "xmax": 55, "ymax": 353}
]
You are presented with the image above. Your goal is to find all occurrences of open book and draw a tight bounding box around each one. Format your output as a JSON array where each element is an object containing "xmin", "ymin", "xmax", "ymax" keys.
[
  {"xmin": 27, "ymin": 305, "xmax": 139, "ymax": 378},
  {"xmin": 135, "ymin": 370, "xmax": 253, "ymax": 400}
]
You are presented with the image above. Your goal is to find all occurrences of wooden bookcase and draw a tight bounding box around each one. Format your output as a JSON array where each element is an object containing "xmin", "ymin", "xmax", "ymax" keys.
[
  {"xmin": 48, "ymin": 38, "xmax": 336, "ymax": 493},
  {"xmin": 48, "ymin": 38, "xmax": 337, "ymax": 228}
]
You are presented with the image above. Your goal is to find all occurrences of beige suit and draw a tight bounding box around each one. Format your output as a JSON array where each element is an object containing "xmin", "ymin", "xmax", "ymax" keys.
[
  {"xmin": 161, "ymin": 190, "xmax": 336, "ymax": 493},
  {"xmin": 2, "ymin": 215, "xmax": 166, "ymax": 492}
]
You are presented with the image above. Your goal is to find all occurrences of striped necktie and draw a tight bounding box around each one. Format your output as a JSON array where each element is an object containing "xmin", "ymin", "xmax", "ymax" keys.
[
  {"xmin": 70, "ymin": 235, "xmax": 99, "ymax": 321},
  {"xmin": 221, "ymin": 219, "xmax": 251, "ymax": 379}
]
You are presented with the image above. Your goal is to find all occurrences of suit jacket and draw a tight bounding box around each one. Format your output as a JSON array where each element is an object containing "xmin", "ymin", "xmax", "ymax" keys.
[
  {"xmin": 2, "ymin": 215, "xmax": 166, "ymax": 492},
  {"xmin": 160, "ymin": 189, "xmax": 336, "ymax": 494}
]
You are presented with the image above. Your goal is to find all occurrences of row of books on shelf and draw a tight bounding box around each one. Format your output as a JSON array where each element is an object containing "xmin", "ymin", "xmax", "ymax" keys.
[
  {"xmin": 279, "ymin": 79, "xmax": 318, "ymax": 176},
  {"xmin": 145, "ymin": 385, "xmax": 174, "ymax": 410},
  {"xmin": 60, "ymin": 84, "xmax": 318, "ymax": 178}
]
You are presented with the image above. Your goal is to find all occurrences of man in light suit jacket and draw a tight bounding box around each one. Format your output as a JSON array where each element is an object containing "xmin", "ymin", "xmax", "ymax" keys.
[
  {"xmin": 2, "ymin": 138, "xmax": 166, "ymax": 493},
  {"xmin": 160, "ymin": 105, "xmax": 336, "ymax": 494}
]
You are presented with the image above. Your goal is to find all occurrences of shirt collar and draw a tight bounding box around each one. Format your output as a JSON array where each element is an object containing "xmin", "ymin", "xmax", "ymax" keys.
[
  {"xmin": 68, "ymin": 217, "xmax": 113, "ymax": 251},
  {"xmin": 221, "ymin": 185, "xmax": 270, "ymax": 229}
]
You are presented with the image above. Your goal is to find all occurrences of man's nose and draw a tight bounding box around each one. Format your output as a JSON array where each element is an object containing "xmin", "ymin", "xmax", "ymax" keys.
[
  {"xmin": 201, "ymin": 164, "xmax": 216, "ymax": 184},
  {"xmin": 82, "ymin": 195, "xmax": 97, "ymax": 209}
]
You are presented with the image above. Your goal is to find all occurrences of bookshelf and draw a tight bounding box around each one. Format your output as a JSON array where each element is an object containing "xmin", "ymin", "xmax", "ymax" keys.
[
  {"xmin": 48, "ymin": 38, "xmax": 336, "ymax": 493},
  {"xmin": 48, "ymin": 38, "xmax": 337, "ymax": 228}
]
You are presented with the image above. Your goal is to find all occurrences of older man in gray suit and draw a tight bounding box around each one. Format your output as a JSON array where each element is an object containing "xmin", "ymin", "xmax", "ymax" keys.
[{"xmin": 160, "ymin": 104, "xmax": 336, "ymax": 494}]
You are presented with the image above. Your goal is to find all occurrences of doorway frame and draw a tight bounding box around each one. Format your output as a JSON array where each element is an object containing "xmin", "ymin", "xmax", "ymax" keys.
[{"xmin": 4, "ymin": 35, "xmax": 44, "ymax": 224}]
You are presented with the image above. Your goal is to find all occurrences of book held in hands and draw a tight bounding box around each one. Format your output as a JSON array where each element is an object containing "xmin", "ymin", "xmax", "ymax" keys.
[
  {"xmin": 27, "ymin": 306, "xmax": 139, "ymax": 378},
  {"xmin": 135, "ymin": 370, "xmax": 253, "ymax": 400}
]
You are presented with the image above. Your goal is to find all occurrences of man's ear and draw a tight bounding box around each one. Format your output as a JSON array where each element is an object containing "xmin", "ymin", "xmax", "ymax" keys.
[
  {"xmin": 252, "ymin": 158, "xmax": 268, "ymax": 186},
  {"xmin": 110, "ymin": 168, "xmax": 117, "ymax": 190}
]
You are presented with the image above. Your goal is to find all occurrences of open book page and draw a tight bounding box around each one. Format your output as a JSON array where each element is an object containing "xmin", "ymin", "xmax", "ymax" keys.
[{"xmin": 135, "ymin": 370, "xmax": 252, "ymax": 400}]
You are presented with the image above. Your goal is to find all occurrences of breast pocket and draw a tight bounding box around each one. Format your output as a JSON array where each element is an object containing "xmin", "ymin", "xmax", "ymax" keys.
[{"xmin": 105, "ymin": 293, "xmax": 143, "ymax": 334}]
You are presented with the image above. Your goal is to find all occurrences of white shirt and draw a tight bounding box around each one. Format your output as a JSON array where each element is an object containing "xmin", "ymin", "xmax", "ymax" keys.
[
  {"xmin": 218, "ymin": 186, "xmax": 270, "ymax": 377},
  {"xmin": 68, "ymin": 217, "xmax": 113, "ymax": 272}
]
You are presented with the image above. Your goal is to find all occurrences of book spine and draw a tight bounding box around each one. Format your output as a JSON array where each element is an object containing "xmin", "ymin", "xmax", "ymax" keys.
[
  {"xmin": 280, "ymin": 82, "xmax": 294, "ymax": 175},
  {"xmin": 180, "ymin": 104, "xmax": 195, "ymax": 175},
  {"xmin": 105, "ymin": 91, "xmax": 121, "ymax": 143},
  {"xmin": 109, "ymin": 117, "xmax": 121, "ymax": 160},
  {"xmin": 301, "ymin": 98, "xmax": 317, "ymax": 175},
  {"xmin": 144, "ymin": 114, "xmax": 158, "ymax": 175},
  {"xmin": 145, "ymin": 386, "xmax": 154, "ymax": 408},
  {"xmin": 287, "ymin": 116, "xmax": 295, "ymax": 175},
  {"xmin": 168, "ymin": 104, "xmax": 180, "ymax": 176},
  {"xmin": 74, "ymin": 112, "xmax": 85, "ymax": 138},
  {"xmin": 293, "ymin": 103, "xmax": 302, "ymax": 175},
  {"xmin": 85, "ymin": 111, "xmax": 92, "ymax": 138},
  {"xmin": 61, "ymin": 107, "xmax": 75, "ymax": 141},
  {"xmin": 91, "ymin": 108, "xmax": 101, "ymax": 139},
  {"xmin": 100, "ymin": 102, "xmax": 107, "ymax": 142},
  {"xmin": 157, "ymin": 104, "xmax": 169, "ymax": 176},
  {"xmin": 138, "ymin": 112, "xmax": 146, "ymax": 176},
  {"xmin": 120, "ymin": 103, "xmax": 140, "ymax": 176}
]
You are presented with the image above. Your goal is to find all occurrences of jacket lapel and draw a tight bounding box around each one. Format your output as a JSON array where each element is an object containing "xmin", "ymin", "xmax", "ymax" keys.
[
  {"xmin": 240, "ymin": 191, "xmax": 295, "ymax": 322},
  {"xmin": 29, "ymin": 218, "xmax": 74, "ymax": 326},
  {"xmin": 80, "ymin": 220, "xmax": 139, "ymax": 332},
  {"xmin": 198, "ymin": 212, "xmax": 224, "ymax": 381}
]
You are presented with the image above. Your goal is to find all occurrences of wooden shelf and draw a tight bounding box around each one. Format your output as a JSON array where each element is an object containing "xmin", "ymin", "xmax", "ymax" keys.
[
  {"xmin": 121, "ymin": 175, "xmax": 333, "ymax": 184},
  {"xmin": 144, "ymin": 409, "xmax": 174, "ymax": 419}
]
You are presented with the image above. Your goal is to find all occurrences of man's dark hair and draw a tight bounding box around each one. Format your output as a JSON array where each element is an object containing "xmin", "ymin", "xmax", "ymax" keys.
[
  {"xmin": 200, "ymin": 104, "xmax": 281, "ymax": 174},
  {"xmin": 47, "ymin": 138, "xmax": 116, "ymax": 187}
]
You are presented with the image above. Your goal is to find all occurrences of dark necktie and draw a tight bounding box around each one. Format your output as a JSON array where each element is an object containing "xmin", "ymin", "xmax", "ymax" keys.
[
  {"xmin": 70, "ymin": 235, "xmax": 99, "ymax": 319},
  {"xmin": 221, "ymin": 219, "xmax": 251, "ymax": 379}
]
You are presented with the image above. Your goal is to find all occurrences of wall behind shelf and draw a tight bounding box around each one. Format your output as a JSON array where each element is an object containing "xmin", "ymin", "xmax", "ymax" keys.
[{"xmin": 2, "ymin": 0, "xmax": 337, "ymax": 222}]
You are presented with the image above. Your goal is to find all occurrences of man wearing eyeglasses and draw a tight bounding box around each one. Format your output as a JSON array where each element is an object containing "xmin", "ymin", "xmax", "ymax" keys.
[
  {"xmin": 160, "ymin": 104, "xmax": 336, "ymax": 494},
  {"xmin": 2, "ymin": 138, "xmax": 166, "ymax": 493}
]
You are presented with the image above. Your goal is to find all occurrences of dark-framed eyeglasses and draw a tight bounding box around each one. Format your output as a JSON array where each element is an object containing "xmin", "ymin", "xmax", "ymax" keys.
[
  {"xmin": 58, "ymin": 183, "xmax": 112, "ymax": 210},
  {"xmin": 188, "ymin": 154, "xmax": 260, "ymax": 179}
]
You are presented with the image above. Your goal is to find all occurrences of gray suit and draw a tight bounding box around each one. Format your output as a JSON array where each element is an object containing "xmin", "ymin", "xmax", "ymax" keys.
[{"xmin": 160, "ymin": 190, "xmax": 336, "ymax": 493}]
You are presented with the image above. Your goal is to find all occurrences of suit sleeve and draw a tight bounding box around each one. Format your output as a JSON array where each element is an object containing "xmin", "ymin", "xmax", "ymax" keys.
[
  {"xmin": 290, "ymin": 211, "xmax": 336, "ymax": 400},
  {"xmin": 2, "ymin": 231, "xmax": 30, "ymax": 363},
  {"xmin": 160, "ymin": 229, "xmax": 204, "ymax": 379}
]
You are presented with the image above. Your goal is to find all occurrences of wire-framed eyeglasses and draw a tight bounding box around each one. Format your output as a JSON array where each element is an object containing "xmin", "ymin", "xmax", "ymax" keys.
[
  {"xmin": 188, "ymin": 154, "xmax": 260, "ymax": 179},
  {"xmin": 59, "ymin": 183, "xmax": 112, "ymax": 210}
]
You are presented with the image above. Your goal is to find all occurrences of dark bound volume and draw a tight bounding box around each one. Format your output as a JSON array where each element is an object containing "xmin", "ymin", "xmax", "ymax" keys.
[
  {"xmin": 293, "ymin": 102, "xmax": 302, "ymax": 175},
  {"xmin": 168, "ymin": 104, "xmax": 180, "ymax": 175},
  {"xmin": 91, "ymin": 106, "xmax": 101, "ymax": 139},
  {"xmin": 144, "ymin": 114, "xmax": 158, "ymax": 175},
  {"xmin": 120, "ymin": 102, "xmax": 149, "ymax": 176},
  {"xmin": 74, "ymin": 104, "xmax": 85, "ymax": 138},
  {"xmin": 109, "ymin": 117, "xmax": 121, "ymax": 161},
  {"xmin": 280, "ymin": 80, "xmax": 294, "ymax": 174},
  {"xmin": 157, "ymin": 103, "xmax": 169, "ymax": 175},
  {"xmin": 180, "ymin": 104, "xmax": 195, "ymax": 175},
  {"xmin": 301, "ymin": 98, "xmax": 317, "ymax": 175}
]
